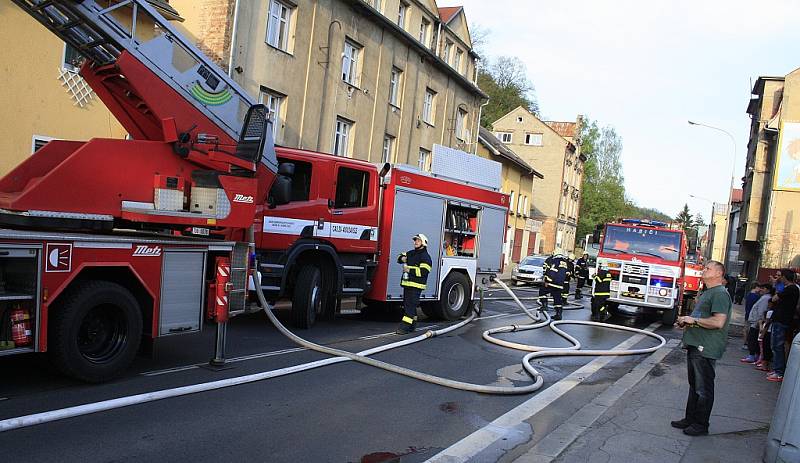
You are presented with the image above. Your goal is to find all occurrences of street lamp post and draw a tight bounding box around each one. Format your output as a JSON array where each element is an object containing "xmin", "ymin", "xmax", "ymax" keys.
[{"xmin": 687, "ymin": 121, "xmax": 737, "ymax": 270}]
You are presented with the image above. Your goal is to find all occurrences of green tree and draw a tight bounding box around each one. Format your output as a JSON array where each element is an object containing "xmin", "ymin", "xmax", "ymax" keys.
[
  {"xmin": 675, "ymin": 203, "xmax": 693, "ymax": 232},
  {"xmin": 576, "ymin": 119, "xmax": 629, "ymax": 239},
  {"xmin": 693, "ymin": 213, "xmax": 706, "ymax": 227},
  {"xmin": 479, "ymin": 56, "xmax": 539, "ymax": 127}
]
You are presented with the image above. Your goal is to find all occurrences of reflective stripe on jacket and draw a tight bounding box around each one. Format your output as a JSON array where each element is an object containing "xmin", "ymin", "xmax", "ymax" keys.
[{"xmin": 399, "ymin": 247, "xmax": 432, "ymax": 290}]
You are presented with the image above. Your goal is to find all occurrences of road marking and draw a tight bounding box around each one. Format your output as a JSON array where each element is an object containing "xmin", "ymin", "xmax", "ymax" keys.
[{"xmin": 425, "ymin": 321, "xmax": 664, "ymax": 463}]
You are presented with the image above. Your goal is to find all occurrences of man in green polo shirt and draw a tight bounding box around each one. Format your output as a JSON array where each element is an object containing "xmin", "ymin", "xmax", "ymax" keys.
[{"xmin": 670, "ymin": 260, "xmax": 732, "ymax": 436}]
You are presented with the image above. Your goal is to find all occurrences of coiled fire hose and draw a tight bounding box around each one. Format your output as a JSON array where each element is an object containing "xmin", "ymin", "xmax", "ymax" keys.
[{"xmin": 255, "ymin": 271, "xmax": 666, "ymax": 395}]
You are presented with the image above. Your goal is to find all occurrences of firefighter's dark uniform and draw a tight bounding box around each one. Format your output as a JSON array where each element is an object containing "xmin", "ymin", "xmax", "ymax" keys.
[
  {"xmin": 575, "ymin": 256, "xmax": 590, "ymax": 300},
  {"xmin": 591, "ymin": 268, "xmax": 613, "ymax": 321},
  {"xmin": 563, "ymin": 258, "xmax": 575, "ymax": 303},
  {"xmin": 397, "ymin": 247, "xmax": 432, "ymax": 334},
  {"xmin": 538, "ymin": 254, "xmax": 571, "ymax": 320}
]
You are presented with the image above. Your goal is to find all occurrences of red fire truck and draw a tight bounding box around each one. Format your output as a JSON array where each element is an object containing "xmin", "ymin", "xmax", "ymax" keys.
[
  {"xmin": 682, "ymin": 228, "xmax": 703, "ymax": 314},
  {"xmin": 593, "ymin": 219, "xmax": 687, "ymax": 324},
  {"xmin": 256, "ymin": 147, "xmax": 508, "ymax": 328},
  {"xmin": 0, "ymin": 1, "xmax": 508, "ymax": 381}
]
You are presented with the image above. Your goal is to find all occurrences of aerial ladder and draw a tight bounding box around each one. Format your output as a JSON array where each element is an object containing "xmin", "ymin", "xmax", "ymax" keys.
[{"xmin": 3, "ymin": 0, "xmax": 279, "ymax": 233}]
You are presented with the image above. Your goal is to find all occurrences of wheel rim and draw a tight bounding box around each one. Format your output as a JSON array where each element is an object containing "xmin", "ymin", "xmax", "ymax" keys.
[
  {"xmin": 78, "ymin": 304, "xmax": 128, "ymax": 364},
  {"xmin": 447, "ymin": 283, "xmax": 465, "ymax": 313},
  {"xmin": 310, "ymin": 283, "xmax": 323, "ymax": 315}
]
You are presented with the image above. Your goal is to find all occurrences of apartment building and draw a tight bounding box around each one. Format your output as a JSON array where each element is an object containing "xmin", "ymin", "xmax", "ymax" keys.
[
  {"xmin": 172, "ymin": 0, "xmax": 487, "ymax": 168},
  {"xmin": 477, "ymin": 127, "xmax": 543, "ymax": 268},
  {"xmin": 739, "ymin": 70, "xmax": 800, "ymax": 278},
  {"xmin": 491, "ymin": 107, "xmax": 584, "ymax": 253}
]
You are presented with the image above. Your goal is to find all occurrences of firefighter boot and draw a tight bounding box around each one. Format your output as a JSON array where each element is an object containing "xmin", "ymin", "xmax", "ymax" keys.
[
  {"xmin": 600, "ymin": 306, "xmax": 611, "ymax": 322},
  {"xmin": 553, "ymin": 306, "xmax": 563, "ymax": 321},
  {"xmin": 538, "ymin": 295, "xmax": 548, "ymax": 311},
  {"xmin": 396, "ymin": 316, "xmax": 415, "ymax": 334},
  {"xmin": 575, "ymin": 287, "xmax": 582, "ymax": 300}
]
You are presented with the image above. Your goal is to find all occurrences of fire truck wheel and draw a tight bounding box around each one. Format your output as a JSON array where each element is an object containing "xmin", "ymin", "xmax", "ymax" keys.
[
  {"xmin": 661, "ymin": 308, "xmax": 678, "ymax": 325},
  {"xmin": 49, "ymin": 281, "xmax": 142, "ymax": 383},
  {"xmin": 436, "ymin": 272, "xmax": 472, "ymax": 321},
  {"xmin": 292, "ymin": 266, "xmax": 325, "ymax": 329}
]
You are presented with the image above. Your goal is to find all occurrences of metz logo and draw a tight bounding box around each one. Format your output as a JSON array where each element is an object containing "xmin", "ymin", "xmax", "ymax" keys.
[
  {"xmin": 133, "ymin": 245, "xmax": 162, "ymax": 257},
  {"xmin": 399, "ymin": 176, "xmax": 412, "ymax": 185},
  {"xmin": 233, "ymin": 194, "xmax": 254, "ymax": 203}
]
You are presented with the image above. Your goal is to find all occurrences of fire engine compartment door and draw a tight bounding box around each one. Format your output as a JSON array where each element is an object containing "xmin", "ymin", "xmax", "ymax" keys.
[
  {"xmin": 159, "ymin": 250, "xmax": 206, "ymax": 336},
  {"xmin": 386, "ymin": 189, "xmax": 444, "ymax": 299},
  {"xmin": 477, "ymin": 206, "xmax": 506, "ymax": 272}
]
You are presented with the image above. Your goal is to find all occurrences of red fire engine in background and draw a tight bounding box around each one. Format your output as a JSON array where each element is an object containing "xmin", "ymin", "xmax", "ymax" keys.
[
  {"xmin": 593, "ymin": 219, "xmax": 688, "ymax": 324},
  {"xmin": 681, "ymin": 228, "xmax": 703, "ymax": 314},
  {"xmin": 0, "ymin": 0, "xmax": 508, "ymax": 382}
]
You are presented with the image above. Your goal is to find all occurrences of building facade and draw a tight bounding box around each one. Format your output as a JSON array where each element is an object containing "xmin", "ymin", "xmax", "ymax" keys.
[
  {"xmin": 172, "ymin": 0, "xmax": 487, "ymax": 168},
  {"xmin": 739, "ymin": 70, "xmax": 800, "ymax": 278},
  {"xmin": 477, "ymin": 127, "xmax": 543, "ymax": 269},
  {"xmin": 491, "ymin": 107, "xmax": 584, "ymax": 253}
]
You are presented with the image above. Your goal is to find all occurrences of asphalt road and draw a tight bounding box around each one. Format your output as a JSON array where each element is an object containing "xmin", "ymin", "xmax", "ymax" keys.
[{"xmin": 0, "ymin": 286, "xmax": 682, "ymax": 462}]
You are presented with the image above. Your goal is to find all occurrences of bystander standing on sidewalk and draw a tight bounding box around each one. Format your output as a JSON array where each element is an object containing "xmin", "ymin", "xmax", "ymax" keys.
[
  {"xmin": 767, "ymin": 269, "xmax": 799, "ymax": 382},
  {"xmin": 741, "ymin": 283, "xmax": 772, "ymax": 364},
  {"xmin": 671, "ymin": 260, "xmax": 733, "ymax": 436}
]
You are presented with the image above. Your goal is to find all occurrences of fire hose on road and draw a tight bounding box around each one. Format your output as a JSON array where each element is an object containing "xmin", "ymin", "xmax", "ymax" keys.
[{"xmin": 0, "ymin": 272, "xmax": 665, "ymax": 432}]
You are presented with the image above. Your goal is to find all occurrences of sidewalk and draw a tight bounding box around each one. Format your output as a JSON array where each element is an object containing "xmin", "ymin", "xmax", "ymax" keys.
[{"xmin": 515, "ymin": 303, "xmax": 783, "ymax": 463}]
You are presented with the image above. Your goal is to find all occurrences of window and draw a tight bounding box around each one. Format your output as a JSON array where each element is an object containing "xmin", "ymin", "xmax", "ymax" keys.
[
  {"xmin": 497, "ymin": 132, "xmax": 512, "ymax": 144},
  {"xmin": 443, "ymin": 40, "xmax": 453, "ymax": 64},
  {"xmin": 258, "ymin": 88, "xmax": 284, "ymax": 141},
  {"xmin": 523, "ymin": 196, "xmax": 529, "ymax": 217},
  {"xmin": 62, "ymin": 44, "xmax": 84, "ymax": 72},
  {"xmin": 454, "ymin": 48, "xmax": 463, "ymax": 72},
  {"xmin": 266, "ymin": 0, "xmax": 292, "ymax": 51},
  {"xmin": 335, "ymin": 167, "xmax": 370, "ymax": 208},
  {"xmin": 333, "ymin": 118, "xmax": 352, "ymax": 157},
  {"xmin": 342, "ymin": 40, "xmax": 361, "ymax": 86},
  {"xmin": 382, "ymin": 135, "xmax": 395, "ymax": 163},
  {"xmin": 509, "ymin": 190, "xmax": 515, "ymax": 213},
  {"xmin": 517, "ymin": 116, "xmax": 524, "ymax": 123},
  {"xmin": 389, "ymin": 67, "xmax": 402, "ymax": 106},
  {"xmin": 277, "ymin": 157, "xmax": 312, "ymax": 201},
  {"xmin": 372, "ymin": 0, "xmax": 381, "ymax": 12},
  {"xmin": 525, "ymin": 133, "xmax": 543, "ymax": 146},
  {"xmin": 419, "ymin": 17, "xmax": 430, "ymax": 46},
  {"xmin": 397, "ymin": 1, "xmax": 408, "ymax": 28},
  {"xmin": 31, "ymin": 135, "xmax": 56, "ymax": 154},
  {"xmin": 418, "ymin": 148, "xmax": 431, "ymax": 171},
  {"xmin": 422, "ymin": 88, "xmax": 436, "ymax": 124},
  {"xmin": 455, "ymin": 108, "xmax": 468, "ymax": 141}
]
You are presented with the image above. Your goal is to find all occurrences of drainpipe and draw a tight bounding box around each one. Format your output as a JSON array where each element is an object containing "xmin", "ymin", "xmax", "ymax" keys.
[
  {"xmin": 316, "ymin": 20, "xmax": 342, "ymax": 152},
  {"xmin": 227, "ymin": 0, "xmax": 241, "ymax": 77}
]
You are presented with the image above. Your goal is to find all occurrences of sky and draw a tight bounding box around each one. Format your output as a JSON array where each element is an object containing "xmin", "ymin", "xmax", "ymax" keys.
[{"xmin": 454, "ymin": 0, "xmax": 800, "ymax": 220}]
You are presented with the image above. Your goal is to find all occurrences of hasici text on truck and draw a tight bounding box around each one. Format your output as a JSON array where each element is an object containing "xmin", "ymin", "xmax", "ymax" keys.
[{"xmin": 593, "ymin": 219, "xmax": 687, "ymax": 324}]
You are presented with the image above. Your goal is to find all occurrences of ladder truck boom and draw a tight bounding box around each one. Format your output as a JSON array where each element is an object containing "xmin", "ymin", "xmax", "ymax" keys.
[{"xmin": 3, "ymin": 0, "xmax": 278, "ymax": 232}]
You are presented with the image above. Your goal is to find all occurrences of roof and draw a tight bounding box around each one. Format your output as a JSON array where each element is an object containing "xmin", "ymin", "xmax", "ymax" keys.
[
  {"xmin": 732, "ymin": 188, "xmax": 743, "ymax": 203},
  {"xmin": 544, "ymin": 121, "xmax": 577, "ymax": 139},
  {"xmin": 478, "ymin": 127, "xmax": 543, "ymax": 179},
  {"xmin": 439, "ymin": 6, "xmax": 462, "ymax": 23}
]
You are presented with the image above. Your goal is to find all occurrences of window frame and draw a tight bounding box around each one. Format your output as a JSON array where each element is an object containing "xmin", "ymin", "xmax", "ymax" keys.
[
  {"xmin": 455, "ymin": 108, "xmax": 468, "ymax": 141},
  {"xmin": 389, "ymin": 67, "xmax": 402, "ymax": 107},
  {"xmin": 397, "ymin": 1, "xmax": 408, "ymax": 29},
  {"xmin": 525, "ymin": 133, "xmax": 543, "ymax": 146},
  {"xmin": 334, "ymin": 167, "xmax": 371, "ymax": 209},
  {"xmin": 265, "ymin": 0, "xmax": 292, "ymax": 52},
  {"xmin": 62, "ymin": 44, "xmax": 83, "ymax": 72},
  {"xmin": 509, "ymin": 190, "xmax": 516, "ymax": 214},
  {"xmin": 31, "ymin": 135, "xmax": 57, "ymax": 154},
  {"xmin": 418, "ymin": 148, "xmax": 431, "ymax": 171},
  {"xmin": 497, "ymin": 132, "xmax": 512, "ymax": 144},
  {"xmin": 258, "ymin": 87, "xmax": 285, "ymax": 141},
  {"xmin": 419, "ymin": 17, "xmax": 430, "ymax": 46},
  {"xmin": 333, "ymin": 117, "xmax": 353, "ymax": 157},
  {"xmin": 372, "ymin": 0, "xmax": 381, "ymax": 13},
  {"xmin": 454, "ymin": 48, "xmax": 463, "ymax": 73},
  {"xmin": 443, "ymin": 40, "xmax": 453, "ymax": 64},
  {"xmin": 342, "ymin": 39, "xmax": 361, "ymax": 86},
  {"xmin": 382, "ymin": 135, "xmax": 395, "ymax": 164},
  {"xmin": 422, "ymin": 88, "xmax": 436, "ymax": 125}
]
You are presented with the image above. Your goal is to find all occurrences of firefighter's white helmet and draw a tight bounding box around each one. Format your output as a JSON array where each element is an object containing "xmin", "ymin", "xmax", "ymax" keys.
[
  {"xmin": 553, "ymin": 247, "xmax": 565, "ymax": 256},
  {"xmin": 413, "ymin": 233, "xmax": 429, "ymax": 247}
]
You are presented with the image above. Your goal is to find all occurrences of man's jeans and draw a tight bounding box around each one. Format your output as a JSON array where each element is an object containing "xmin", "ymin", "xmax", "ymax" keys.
[
  {"xmin": 771, "ymin": 322, "xmax": 789, "ymax": 375},
  {"xmin": 685, "ymin": 346, "xmax": 716, "ymax": 429}
]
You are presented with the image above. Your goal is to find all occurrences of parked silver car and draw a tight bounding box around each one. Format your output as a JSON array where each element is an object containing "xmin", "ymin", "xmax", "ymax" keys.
[{"xmin": 511, "ymin": 255, "xmax": 547, "ymax": 285}]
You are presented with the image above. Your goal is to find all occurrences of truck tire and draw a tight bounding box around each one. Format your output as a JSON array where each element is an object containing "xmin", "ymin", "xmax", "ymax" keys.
[
  {"xmin": 292, "ymin": 266, "xmax": 325, "ymax": 329},
  {"xmin": 662, "ymin": 307, "xmax": 678, "ymax": 326},
  {"xmin": 432, "ymin": 272, "xmax": 472, "ymax": 321},
  {"xmin": 49, "ymin": 281, "xmax": 142, "ymax": 383}
]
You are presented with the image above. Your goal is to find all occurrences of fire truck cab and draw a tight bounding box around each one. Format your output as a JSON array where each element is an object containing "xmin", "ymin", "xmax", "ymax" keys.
[{"xmin": 594, "ymin": 219, "xmax": 687, "ymax": 324}]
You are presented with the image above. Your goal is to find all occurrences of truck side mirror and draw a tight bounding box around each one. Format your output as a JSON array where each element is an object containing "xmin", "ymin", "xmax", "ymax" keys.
[{"xmin": 268, "ymin": 176, "xmax": 292, "ymax": 208}]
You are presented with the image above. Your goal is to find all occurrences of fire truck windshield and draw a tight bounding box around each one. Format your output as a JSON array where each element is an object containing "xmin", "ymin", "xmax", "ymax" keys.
[{"xmin": 601, "ymin": 225, "xmax": 682, "ymax": 262}]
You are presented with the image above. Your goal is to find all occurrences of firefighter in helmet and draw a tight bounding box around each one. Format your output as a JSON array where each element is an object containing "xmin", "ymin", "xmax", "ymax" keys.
[
  {"xmin": 591, "ymin": 264, "xmax": 613, "ymax": 322},
  {"xmin": 564, "ymin": 253, "xmax": 576, "ymax": 303},
  {"xmin": 396, "ymin": 233, "xmax": 433, "ymax": 334},
  {"xmin": 538, "ymin": 248, "xmax": 572, "ymax": 320},
  {"xmin": 575, "ymin": 252, "xmax": 590, "ymax": 300}
]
